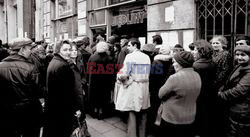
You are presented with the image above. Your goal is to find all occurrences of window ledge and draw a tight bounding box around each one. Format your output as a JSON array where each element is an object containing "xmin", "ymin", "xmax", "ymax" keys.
[
  {"xmin": 89, "ymin": 0, "xmax": 136, "ymax": 12},
  {"xmin": 51, "ymin": 13, "xmax": 77, "ymax": 21}
]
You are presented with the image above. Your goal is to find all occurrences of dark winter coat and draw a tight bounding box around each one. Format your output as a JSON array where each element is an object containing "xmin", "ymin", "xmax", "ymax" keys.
[
  {"xmin": 78, "ymin": 47, "xmax": 91, "ymax": 85},
  {"xmin": 87, "ymin": 52, "xmax": 114, "ymax": 109},
  {"xmin": 193, "ymin": 58, "xmax": 217, "ymax": 137},
  {"xmin": 0, "ymin": 47, "xmax": 9, "ymax": 61},
  {"xmin": 218, "ymin": 63, "xmax": 250, "ymax": 137},
  {"xmin": 117, "ymin": 46, "xmax": 129, "ymax": 65},
  {"xmin": 149, "ymin": 56, "xmax": 174, "ymax": 110},
  {"xmin": 68, "ymin": 60, "xmax": 85, "ymax": 117},
  {"xmin": 44, "ymin": 54, "xmax": 76, "ymax": 137},
  {"xmin": 147, "ymin": 55, "xmax": 175, "ymax": 130},
  {"xmin": 212, "ymin": 50, "xmax": 232, "ymax": 90},
  {"xmin": 0, "ymin": 54, "xmax": 43, "ymax": 131}
]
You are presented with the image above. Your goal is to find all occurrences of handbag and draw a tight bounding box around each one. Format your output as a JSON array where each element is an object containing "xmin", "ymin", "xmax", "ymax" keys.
[
  {"xmin": 71, "ymin": 117, "xmax": 91, "ymax": 137},
  {"xmin": 154, "ymin": 103, "xmax": 163, "ymax": 126}
]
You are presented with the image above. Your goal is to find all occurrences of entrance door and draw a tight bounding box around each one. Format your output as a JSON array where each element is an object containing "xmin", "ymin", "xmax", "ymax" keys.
[{"xmin": 196, "ymin": 0, "xmax": 250, "ymax": 53}]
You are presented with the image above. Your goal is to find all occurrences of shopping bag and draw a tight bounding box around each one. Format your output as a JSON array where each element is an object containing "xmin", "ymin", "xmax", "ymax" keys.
[
  {"xmin": 154, "ymin": 103, "xmax": 163, "ymax": 126},
  {"xmin": 71, "ymin": 117, "xmax": 91, "ymax": 137}
]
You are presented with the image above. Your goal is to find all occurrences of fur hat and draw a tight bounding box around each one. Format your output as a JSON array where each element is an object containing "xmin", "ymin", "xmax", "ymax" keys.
[
  {"xmin": 174, "ymin": 51, "xmax": 194, "ymax": 68},
  {"xmin": 142, "ymin": 44, "xmax": 155, "ymax": 52},
  {"xmin": 96, "ymin": 41, "xmax": 109, "ymax": 53},
  {"xmin": 159, "ymin": 46, "xmax": 171, "ymax": 55},
  {"xmin": 234, "ymin": 45, "xmax": 250, "ymax": 55},
  {"xmin": 9, "ymin": 37, "xmax": 33, "ymax": 50}
]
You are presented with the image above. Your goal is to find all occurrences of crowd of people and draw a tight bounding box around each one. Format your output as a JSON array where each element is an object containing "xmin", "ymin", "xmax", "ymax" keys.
[{"xmin": 0, "ymin": 34, "xmax": 249, "ymax": 137}]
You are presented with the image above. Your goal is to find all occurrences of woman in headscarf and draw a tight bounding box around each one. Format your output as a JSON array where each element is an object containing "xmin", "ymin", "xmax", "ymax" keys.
[{"xmin": 44, "ymin": 40, "xmax": 78, "ymax": 137}]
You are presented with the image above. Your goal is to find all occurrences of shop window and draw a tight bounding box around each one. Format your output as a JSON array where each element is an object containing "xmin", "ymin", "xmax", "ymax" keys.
[
  {"xmin": 89, "ymin": 10, "xmax": 106, "ymax": 26},
  {"xmin": 57, "ymin": 0, "xmax": 76, "ymax": 17}
]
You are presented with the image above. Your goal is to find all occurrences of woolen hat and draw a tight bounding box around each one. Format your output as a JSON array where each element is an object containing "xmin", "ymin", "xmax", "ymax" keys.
[
  {"xmin": 107, "ymin": 36, "xmax": 116, "ymax": 44},
  {"xmin": 234, "ymin": 45, "xmax": 250, "ymax": 56},
  {"xmin": 9, "ymin": 37, "xmax": 33, "ymax": 50},
  {"xmin": 174, "ymin": 51, "xmax": 194, "ymax": 68}
]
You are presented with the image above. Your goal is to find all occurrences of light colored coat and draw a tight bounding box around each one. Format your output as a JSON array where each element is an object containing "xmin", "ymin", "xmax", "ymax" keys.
[{"xmin": 115, "ymin": 50, "xmax": 151, "ymax": 112}]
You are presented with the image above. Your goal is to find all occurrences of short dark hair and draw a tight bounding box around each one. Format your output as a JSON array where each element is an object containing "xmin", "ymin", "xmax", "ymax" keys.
[
  {"xmin": 193, "ymin": 39, "xmax": 213, "ymax": 59},
  {"xmin": 0, "ymin": 39, "xmax": 2, "ymax": 46},
  {"xmin": 188, "ymin": 43, "xmax": 195, "ymax": 51},
  {"xmin": 129, "ymin": 38, "xmax": 141, "ymax": 49},
  {"xmin": 152, "ymin": 35, "xmax": 163, "ymax": 45},
  {"xmin": 236, "ymin": 36, "xmax": 250, "ymax": 45}
]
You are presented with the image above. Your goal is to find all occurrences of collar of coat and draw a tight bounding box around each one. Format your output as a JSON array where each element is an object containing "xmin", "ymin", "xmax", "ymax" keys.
[
  {"xmin": 53, "ymin": 53, "xmax": 69, "ymax": 63},
  {"xmin": 239, "ymin": 63, "xmax": 250, "ymax": 73},
  {"xmin": 195, "ymin": 58, "xmax": 213, "ymax": 63},
  {"xmin": 2, "ymin": 54, "xmax": 31, "ymax": 63},
  {"xmin": 228, "ymin": 63, "xmax": 250, "ymax": 82}
]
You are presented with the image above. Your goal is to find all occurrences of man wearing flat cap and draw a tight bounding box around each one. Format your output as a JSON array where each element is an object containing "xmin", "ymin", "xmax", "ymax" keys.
[{"xmin": 0, "ymin": 37, "xmax": 43, "ymax": 137}]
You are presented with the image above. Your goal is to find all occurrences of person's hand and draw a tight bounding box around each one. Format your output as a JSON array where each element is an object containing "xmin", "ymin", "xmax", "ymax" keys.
[{"xmin": 75, "ymin": 110, "xmax": 81, "ymax": 118}]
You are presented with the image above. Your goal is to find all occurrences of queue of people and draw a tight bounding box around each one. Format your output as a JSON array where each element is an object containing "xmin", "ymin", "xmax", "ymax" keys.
[{"xmin": 0, "ymin": 34, "xmax": 250, "ymax": 137}]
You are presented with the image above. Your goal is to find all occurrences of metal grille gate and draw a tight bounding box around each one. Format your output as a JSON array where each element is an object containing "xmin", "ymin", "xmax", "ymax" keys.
[{"xmin": 196, "ymin": 0, "xmax": 250, "ymax": 52}]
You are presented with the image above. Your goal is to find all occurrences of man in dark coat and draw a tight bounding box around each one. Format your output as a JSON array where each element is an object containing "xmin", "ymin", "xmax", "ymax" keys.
[
  {"xmin": 74, "ymin": 37, "xmax": 92, "ymax": 112},
  {"xmin": 0, "ymin": 37, "xmax": 43, "ymax": 137},
  {"xmin": 117, "ymin": 38, "xmax": 129, "ymax": 65}
]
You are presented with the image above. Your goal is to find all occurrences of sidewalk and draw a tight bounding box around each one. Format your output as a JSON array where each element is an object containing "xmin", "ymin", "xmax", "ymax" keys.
[{"xmin": 86, "ymin": 114, "xmax": 127, "ymax": 137}]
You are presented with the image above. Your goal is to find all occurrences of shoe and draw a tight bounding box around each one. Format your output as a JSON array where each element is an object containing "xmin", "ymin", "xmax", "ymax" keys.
[{"xmin": 97, "ymin": 112, "xmax": 104, "ymax": 120}]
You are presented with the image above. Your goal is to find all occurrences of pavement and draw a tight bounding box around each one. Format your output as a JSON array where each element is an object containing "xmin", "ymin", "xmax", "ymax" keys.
[{"xmin": 86, "ymin": 114, "xmax": 127, "ymax": 137}]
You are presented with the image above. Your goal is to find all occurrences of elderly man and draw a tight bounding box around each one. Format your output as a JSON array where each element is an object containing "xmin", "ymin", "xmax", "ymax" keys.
[{"xmin": 0, "ymin": 37, "xmax": 43, "ymax": 137}]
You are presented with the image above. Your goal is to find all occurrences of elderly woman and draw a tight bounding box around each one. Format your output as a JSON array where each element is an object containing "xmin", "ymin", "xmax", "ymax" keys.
[
  {"xmin": 192, "ymin": 39, "xmax": 217, "ymax": 137},
  {"xmin": 44, "ymin": 40, "xmax": 77, "ymax": 137},
  {"xmin": 210, "ymin": 35, "xmax": 232, "ymax": 90},
  {"xmin": 158, "ymin": 51, "xmax": 201, "ymax": 137},
  {"xmin": 218, "ymin": 45, "xmax": 250, "ymax": 137},
  {"xmin": 87, "ymin": 41, "xmax": 114, "ymax": 119}
]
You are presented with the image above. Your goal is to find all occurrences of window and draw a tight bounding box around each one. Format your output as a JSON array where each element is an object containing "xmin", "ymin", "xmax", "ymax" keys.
[
  {"xmin": 89, "ymin": 0, "xmax": 106, "ymax": 10},
  {"xmin": 57, "ymin": 0, "xmax": 76, "ymax": 17},
  {"xmin": 89, "ymin": 10, "xmax": 106, "ymax": 26}
]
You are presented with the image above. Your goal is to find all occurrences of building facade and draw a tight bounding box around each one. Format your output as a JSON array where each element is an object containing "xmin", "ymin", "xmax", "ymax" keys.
[
  {"xmin": 0, "ymin": 0, "xmax": 35, "ymax": 43},
  {"xmin": 1, "ymin": 0, "xmax": 250, "ymax": 52}
]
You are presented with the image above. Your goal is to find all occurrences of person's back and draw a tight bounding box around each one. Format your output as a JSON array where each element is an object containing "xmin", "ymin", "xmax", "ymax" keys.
[
  {"xmin": 158, "ymin": 51, "xmax": 201, "ymax": 137},
  {"xmin": 0, "ymin": 37, "xmax": 42, "ymax": 137}
]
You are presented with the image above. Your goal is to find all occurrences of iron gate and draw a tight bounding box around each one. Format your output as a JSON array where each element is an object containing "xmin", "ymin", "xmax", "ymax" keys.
[{"xmin": 196, "ymin": 0, "xmax": 250, "ymax": 52}]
